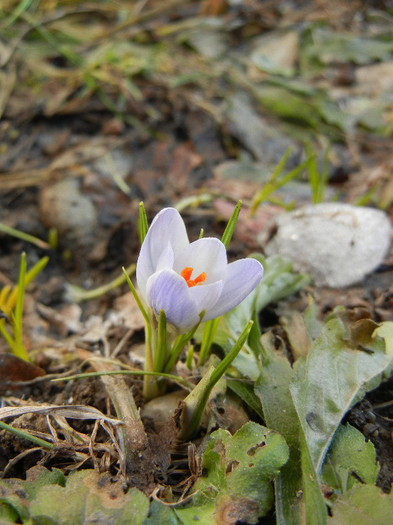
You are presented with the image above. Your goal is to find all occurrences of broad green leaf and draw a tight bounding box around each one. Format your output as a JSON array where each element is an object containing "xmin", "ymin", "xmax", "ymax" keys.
[
  {"xmin": 174, "ymin": 502, "xmax": 216, "ymax": 525},
  {"xmin": 300, "ymin": 430, "xmax": 328, "ymax": 525},
  {"xmin": 0, "ymin": 466, "xmax": 65, "ymax": 524},
  {"xmin": 144, "ymin": 500, "xmax": 179, "ymax": 524},
  {"xmin": 0, "ymin": 500, "xmax": 20, "ymax": 524},
  {"xmin": 290, "ymin": 318, "xmax": 393, "ymax": 474},
  {"xmin": 329, "ymin": 485, "xmax": 393, "ymax": 525},
  {"xmin": 29, "ymin": 470, "xmax": 149, "ymax": 525},
  {"xmin": 321, "ymin": 423, "xmax": 379, "ymax": 493},
  {"xmin": 255, "ymin": 344, "xmax": 327, "ymax": 525},
  {"xmin": 176, "ymin": 422, "xmax": 289, "ymax": 524},
  {"xmin": 375, "ymin": 321, "xmax": 393, "ymax": 356}
]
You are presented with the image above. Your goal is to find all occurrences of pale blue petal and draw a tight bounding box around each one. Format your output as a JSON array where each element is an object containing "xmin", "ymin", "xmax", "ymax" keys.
[
  {"xmin": 146, "ymin": 269, "xmax": 200, "ymax": 332},
  {"xmin": 173, "ymin": 237, "xmax": 227, "ymax": 284},
  {"xmin": 189, "ymin": 280, "xmax": 223, "ymax": 315},
  {"xmin": 204, "ymin": 258, "xmax": 263, "ymax": 320},
  {"xmin": 137, "ymin": 208, "xmax": 189, "ymax": 297}
]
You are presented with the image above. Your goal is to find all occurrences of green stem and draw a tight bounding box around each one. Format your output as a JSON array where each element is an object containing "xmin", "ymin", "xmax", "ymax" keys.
[
  {"xmin": 143, "ymin": 310, "xmax": 160, "ymax": 400},
  {"xmin": 52, "ymin": 369, "xmax": 191, "ymax": 388},
  {"xmin": 198, "ymin": 317, "xmax": 220, "ymax": 366},
  {"xmin": 0, "ymin": 421, "xmax": 53, "ymax": 450},
  {"xmin": 122, "ymin": 267, "xmax": 160, "ymax": 400},
  {"xmin": 154, "ymin": 310, "xmax": 167, "ymax": 372},
  {"xmin": 164, "ymin": 315, "xmax": 204, "ymax": 373}
]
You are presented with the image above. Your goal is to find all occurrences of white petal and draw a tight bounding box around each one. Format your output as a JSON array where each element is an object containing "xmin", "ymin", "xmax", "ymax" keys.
[
  {"xmin": 203, "ymin": 258, "xmax": 263, "ymax": 320},
  {"xmin": 137, "ymin": 208, "xmax": 189, "ymax": 297},
  {"xmin": 146, "ymin": 269, "xmax": 200, "ymax": 332},
  {"xmin": 156, "ymin": 242, "xmax": 174, "ymax": 272},
  {"xmin": 173, "ymin": 237, "xmax": 227, "ymax": 284}
]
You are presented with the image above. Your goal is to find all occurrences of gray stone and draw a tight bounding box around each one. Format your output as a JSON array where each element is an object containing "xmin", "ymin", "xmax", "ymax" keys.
[
  {"xmin": 225, "ymin": 93, "xmax": 300, "ymax": 166},
  {"xmin": 261, "ymin": 203, "xmax": 392, "ymax": 287}
]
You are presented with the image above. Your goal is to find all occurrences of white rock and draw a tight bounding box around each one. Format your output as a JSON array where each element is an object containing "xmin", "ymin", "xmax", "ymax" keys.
[
  {"xmin": 39, "ymin": 178, "xmax": 98, "ymax": 247},
  {"xmin": 261, "ymin": 203, "xmax": 392, "ymax": 287}
]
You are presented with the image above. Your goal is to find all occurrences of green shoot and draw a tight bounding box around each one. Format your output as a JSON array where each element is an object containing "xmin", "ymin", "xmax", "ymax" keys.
[
  {"xmin": 249, "ymin": 148, "xmax": 310, "ymax": 216},
  {"xmin": 0, "ymin": 222, "xmax": 50, "ymax": 250},
  {"xmin": 356, "ymin": 184, "xmax": 379, "ymax": 207},
  {"xmin": 306, "ymin": 143, "xmax": 329, "ymax": 204},
  {"xmin": 138, "ymin": 201, "xmax": 149, "ymax": 244},
  {"xmin": 13, "ymin": 252, "xmax": 27, "ymax": 360},
  {"xmin": 47, "ymin": 227, "xmax": 59, "ymax": 250},
  {"xmin": 0, "ymin": 254, "xmax": 49, "ymax": 362},
  {"xmin": 221, "ymin": 200, "xmax": 242, "ymax": 249}
]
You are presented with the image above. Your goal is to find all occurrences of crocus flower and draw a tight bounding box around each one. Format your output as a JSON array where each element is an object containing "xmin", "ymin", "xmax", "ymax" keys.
[{"xmin": 136, "ymin": 208, "xmax": 263, "ymax": 332}]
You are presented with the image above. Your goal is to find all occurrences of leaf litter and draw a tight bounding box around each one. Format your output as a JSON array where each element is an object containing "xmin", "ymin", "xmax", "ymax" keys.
[{"xmin": 1, "ymin": 0, "xmax": 393, "ymax": 523}]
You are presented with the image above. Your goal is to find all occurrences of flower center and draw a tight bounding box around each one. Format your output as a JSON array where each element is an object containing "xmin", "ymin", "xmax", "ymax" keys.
[{"xmin": 181, "ymin": 267, "xmax": 207, "ymax": 288}]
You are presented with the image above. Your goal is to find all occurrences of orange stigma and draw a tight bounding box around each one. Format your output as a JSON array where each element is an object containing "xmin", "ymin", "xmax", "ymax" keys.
[{"xmin": 181, "ymin": 267, "xmax": 207, "ymax": 288}]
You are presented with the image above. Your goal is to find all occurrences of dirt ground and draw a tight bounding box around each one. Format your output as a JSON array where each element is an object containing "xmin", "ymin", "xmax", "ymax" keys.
[{"xmin": 1, "ymin": 0, "xmax": 393, "ymax": 521}]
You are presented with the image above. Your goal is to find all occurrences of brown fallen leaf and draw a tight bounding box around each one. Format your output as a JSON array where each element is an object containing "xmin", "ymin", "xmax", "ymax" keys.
[{"xmin": 0, "ymin": 353, "xmax": 45, "ymax": 388}]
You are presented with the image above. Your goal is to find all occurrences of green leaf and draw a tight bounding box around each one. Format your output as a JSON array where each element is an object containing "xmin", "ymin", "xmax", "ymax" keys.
[
  {"xmin": 29, "ymin": 470, "xmax": 150, "ymax": 525},
  {"xmin": 321, "ymin": 423, "xmax": 379, "ymax": 493},
  {"xmin": 290, "ymin": 318, "xmax": 393, "ymax": 474},
  {"xmin": 255, "ymin": 344, "xmax": 327, "ymax": 525},
  {"xmin": 253, "ymin": 254, "xmax": 311, "ymax": 312},
  {"xmin": 0, "ymin": 466, "xmax": 65, "ymax": 523},
  {"xmin": 304, "ymin": 28, "xmax": 393, "ymax": 66},
  {"xmin": 329, "ymin": 485, "xmax": 393, "ymax": 525},
  {"xmin": 227, "ymin": 378, "xmax": 264, "ymax": 420},
  {"xmin": 24, "ymin": 465, "xmax": 66, "ymax": 499},
  {"xmin": 0, "ymin": 504, "xmax": 20, "ymax": 523},
  {"xmin": 176, "ymin": 422, "xmax": 289, "ymax": 524},
  {"xmin": 303, "ymin": 297, "xmax": 323, "ymax": 342}
]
